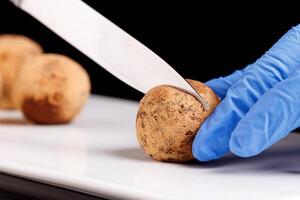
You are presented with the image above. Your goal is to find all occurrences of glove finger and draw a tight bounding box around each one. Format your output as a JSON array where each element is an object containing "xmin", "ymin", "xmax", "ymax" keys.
[
  {"xmin": 192, "ymin": 99, "xmax": 232, "ymax": 161},
  {"xmin": 205, "ymin": 70, "xmax": 244, "ymax": 99},
  {"xmin": 192, "ymin": 25, "xmax": 300, "ymax": 162},
  {"xmin": 230, "ymin": 71, "xmax": 300, "ymax": 157}
]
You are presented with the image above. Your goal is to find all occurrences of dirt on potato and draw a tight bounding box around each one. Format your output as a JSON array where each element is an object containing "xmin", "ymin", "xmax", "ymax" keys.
[{"xmin": 136, "ymin": 79, "xmax": 220, "ymax": 162}]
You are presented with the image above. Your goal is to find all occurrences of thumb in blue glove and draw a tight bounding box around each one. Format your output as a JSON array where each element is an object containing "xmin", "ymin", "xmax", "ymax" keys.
[{"xmin": 192, "ymin": 24, "xmax": 300, "ymax": 161}]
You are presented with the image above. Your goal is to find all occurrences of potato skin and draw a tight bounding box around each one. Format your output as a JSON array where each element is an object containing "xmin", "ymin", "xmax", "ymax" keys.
[
  {"xmin": 136, "ymin": 79, "xmax": 220, "ymax": 162},
  {"xmin": 14, "ymin": 54, "xmax": 91, "ymax": 124},
  {"xmin": 0, "ymin": 34, "xmax": 43, "ymax": 109}
]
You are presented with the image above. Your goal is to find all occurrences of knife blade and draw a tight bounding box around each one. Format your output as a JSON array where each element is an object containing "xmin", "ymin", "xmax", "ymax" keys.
[{"xmin": 10, "ymin": 0, "xmax": 209, "ymax": 110}]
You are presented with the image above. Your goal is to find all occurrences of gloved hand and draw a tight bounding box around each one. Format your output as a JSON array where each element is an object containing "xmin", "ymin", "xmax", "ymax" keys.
[{"xmin": 192, "ymin": 24, "xmax": 300, "ymax": 161}]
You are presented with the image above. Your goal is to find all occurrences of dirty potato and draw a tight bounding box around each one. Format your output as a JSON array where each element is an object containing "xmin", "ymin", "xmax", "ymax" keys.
[
  {"xmin": 14, "ymin": 54, "xmax": 91, "ymax": 124},
  {"xmin": 136, "ymin": 79, "xmax": 220, "ymax": 162},
  {"xmin": 0, "ymin": 34, "xmax": 43, "ymax": 109}
]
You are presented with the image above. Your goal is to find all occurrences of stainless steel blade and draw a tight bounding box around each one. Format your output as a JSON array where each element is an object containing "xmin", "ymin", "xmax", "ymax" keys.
[{"xmin": 10, "ymin": 0, "xmax": 209, "ymax": 110}]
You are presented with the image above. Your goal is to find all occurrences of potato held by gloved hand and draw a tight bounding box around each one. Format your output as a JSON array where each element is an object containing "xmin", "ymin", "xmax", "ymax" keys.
[
  {"xmin": 136, "ymin": 79, "xmax": 220, "ymax": 162},
  {"xmin": 14, "ymin": 54, "xmax": 91, "ymax": 124}
]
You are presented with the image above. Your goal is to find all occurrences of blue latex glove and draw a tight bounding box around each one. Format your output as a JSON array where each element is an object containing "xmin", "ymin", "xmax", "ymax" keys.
[{"xmin": 192, "ymin": 24, "xmax": 300, "ymax": 161}]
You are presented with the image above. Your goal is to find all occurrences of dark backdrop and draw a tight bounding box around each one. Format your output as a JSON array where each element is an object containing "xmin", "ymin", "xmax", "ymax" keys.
[{"xmin": 0, "ymin": 1, "xmax": 299, "ymax": 101}]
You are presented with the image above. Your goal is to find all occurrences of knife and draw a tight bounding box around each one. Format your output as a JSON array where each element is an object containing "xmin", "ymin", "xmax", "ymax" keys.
[{"xmin": 10, "ymin": 0, "xmax": 209, "ymax": 110}]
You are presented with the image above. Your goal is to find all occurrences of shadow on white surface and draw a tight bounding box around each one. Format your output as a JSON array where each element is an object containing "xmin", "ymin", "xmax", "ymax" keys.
[
  {"xmin": 100, "ymin": 133, "xmax": 300, "ymax": 175},
  {"xmin": 181, "ymin": 134, "xmax": 300, "ymax": 175},
  {"xmin": 99, "ymin": 147, "xmax": 151, "ymax": 162},
  {"xmin": 0, "ymin": 118, "xmax": 29, "ymax": 125}
]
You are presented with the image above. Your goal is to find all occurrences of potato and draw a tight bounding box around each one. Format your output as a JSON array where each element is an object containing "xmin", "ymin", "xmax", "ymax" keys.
[
  {"xmin": 14, "ymin": 53, "xmax": 91, "ymax": 124},
  {"xmin": 0, "ymin": 34, "xmax": 43, "ymax": 109},
  {"xmin": 136, "ymin": 79, "xmax": 220, "ymax": 162}
]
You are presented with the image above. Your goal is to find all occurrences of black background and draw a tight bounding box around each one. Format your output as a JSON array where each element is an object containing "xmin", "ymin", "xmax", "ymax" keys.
[{"xmin": 1, "ymin": 1, "xmax": 299, "ymax": 101}]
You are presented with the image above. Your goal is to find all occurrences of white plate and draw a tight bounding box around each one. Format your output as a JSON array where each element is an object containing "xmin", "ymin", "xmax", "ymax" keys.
[{"xmin": 0, "ymin": 95, "xmax": 299, "ymax": 200}]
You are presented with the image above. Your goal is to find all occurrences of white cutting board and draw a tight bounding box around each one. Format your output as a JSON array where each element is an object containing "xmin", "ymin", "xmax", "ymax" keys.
[{"xmin": 0, "ymin": 95, "xmax": 299, "ymax": 200}]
